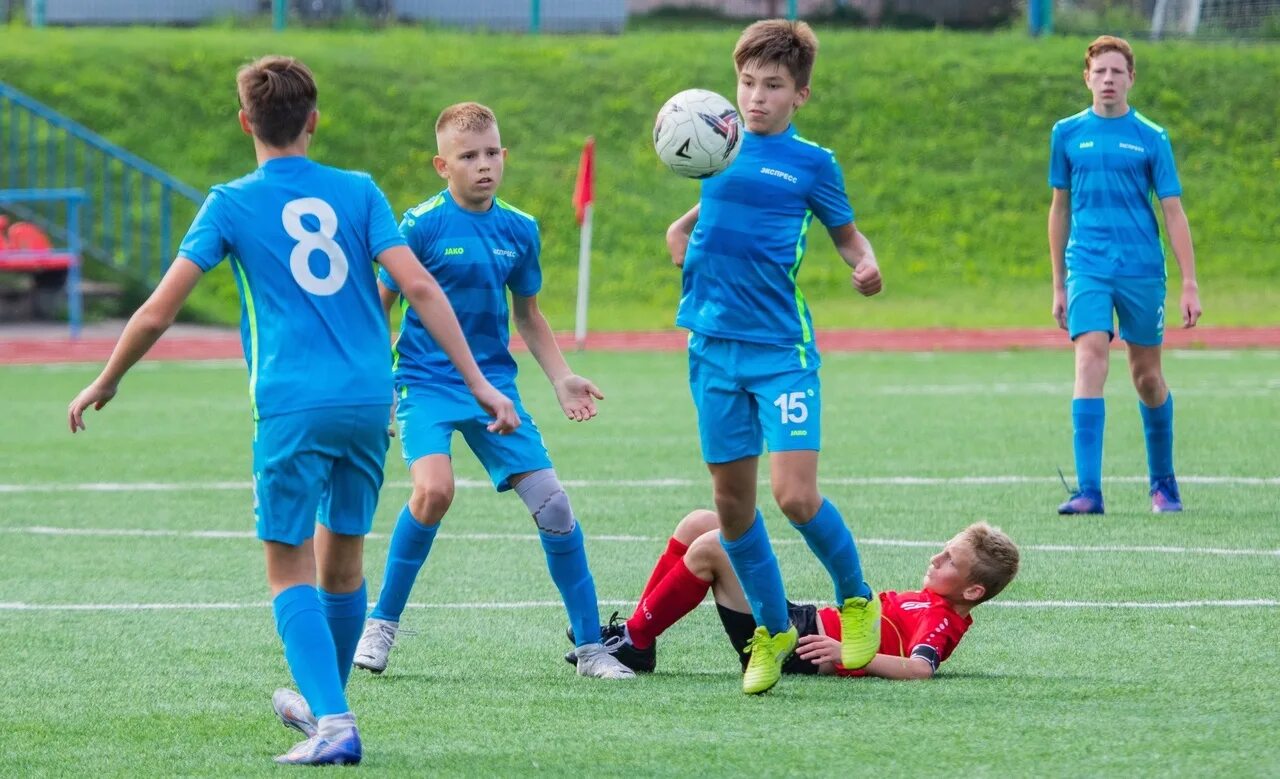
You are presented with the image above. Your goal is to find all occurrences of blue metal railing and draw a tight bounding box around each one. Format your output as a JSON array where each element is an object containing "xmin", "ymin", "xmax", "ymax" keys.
[{"xmin": 0, "ymin": 81, "xmax": 203, "ymax": 289}]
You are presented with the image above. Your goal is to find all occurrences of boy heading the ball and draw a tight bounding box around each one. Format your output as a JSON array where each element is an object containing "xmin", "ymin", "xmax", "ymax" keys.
[
  {"xmin": 664, "ymin": 19, "xmax": 884, "ymax": 695},
  {"xmin": 66, "ymin": 57, "xmax": 517, "ymax": 765}
]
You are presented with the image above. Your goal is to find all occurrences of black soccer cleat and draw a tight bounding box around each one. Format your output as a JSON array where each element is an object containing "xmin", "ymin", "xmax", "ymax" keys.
[{"xmin": 563, "ymin": 611, "xmax": 656, "ymax": 673}]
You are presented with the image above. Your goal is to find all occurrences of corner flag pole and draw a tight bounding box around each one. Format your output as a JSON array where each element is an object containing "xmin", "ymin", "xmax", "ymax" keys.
[{"xmin": 573, "ymin": 137, "xmax": 595, "ymax": 351}]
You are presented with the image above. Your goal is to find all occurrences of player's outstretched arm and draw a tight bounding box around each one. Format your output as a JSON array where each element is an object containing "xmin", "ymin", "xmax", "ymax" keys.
[
  {"xmin": 1159, "ymin": 196, "xmax": 1201, "ymax": 328},
  {"xmin": 796, "ymin": 635, "xmax": 933, "ymax": 680},
  {"xmin": 666, "ymin": 204, "xmax": 699, "ymax": 268},
  {"xmin": 377, "ymin": 245, "xmax": 518, "ymax": 433},
  {"xmin": 67, "ymin": 258, "xmax": 204, "ymax": 433},
  {"xmin": 511, "ymin": 293, "xmax": 602, "ymax": 422},
  {"xmin": 828, "ymin": 222, "xmax": 882, "ymax": 297},
  {"xmin": 1048, "ymin": 188, "xmax": 1071, "ymax": 330}
]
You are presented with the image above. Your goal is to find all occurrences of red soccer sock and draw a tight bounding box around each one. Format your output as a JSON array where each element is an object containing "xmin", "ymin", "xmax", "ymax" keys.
[
  {"xmin": 638, "ymin": 537, "xmax": 689, "ymax": 602},
  {"xmin": 627, "ymin": 560, "xmax": 711, "ymax": 649}
]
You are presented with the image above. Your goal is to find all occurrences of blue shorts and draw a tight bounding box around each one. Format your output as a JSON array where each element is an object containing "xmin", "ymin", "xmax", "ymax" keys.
[
  {"xmin": 252, "ymin": 404, "xmax": 391, "ymax": 546},
  {"xmin": 688, "ymin": 332, "xmax": 822, "ymax": 464},
  {"xmin": 395, "ymin": 382, "xmax": 552, "ymax": 492},
  {"xmin": 1067, "ymin": 272, "xmax": 1166, "ymax": 346}
]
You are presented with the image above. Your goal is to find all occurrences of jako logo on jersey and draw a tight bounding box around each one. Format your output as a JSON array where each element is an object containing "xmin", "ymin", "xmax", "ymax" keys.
[
  {"xmin": 1078, "ymin": 141, "xmax": 1095, "ymax": 149},
  {"xmin": 760, "ymin": 167, "xmax": 798, "ymax": 184},
  {"xmin": 493, "ymin": 248, "xmax": 517, "ymax": 258},
  {"xmin": 1119, "ymin": 142, "xmax": 1145, "ymax": 152},
  {"xmin": 698, "ymin": 109, "xmax": 741, "ymax": 159},
  {"xmin": 443, "ymin": 247, "xmax": 464, "ymax": 256}
]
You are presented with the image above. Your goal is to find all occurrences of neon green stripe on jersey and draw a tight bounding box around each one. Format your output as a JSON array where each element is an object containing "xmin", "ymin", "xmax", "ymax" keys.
[
  {"xmin": 391, "ymin": 295, "xmax": 410, "ymax": 374},
  {"xmin": 231, "ymin": 257, "xmax": 261, "ymax": 421},
  {"xmin": 790, "ymin": 209, "xmax": 816, "ymax": 344},
  {"xmin": 1132, "ymin": 111, "xmax": 1166, "ymax": 134},
  {"xmin": 408, "ymin": 194, "xmax": 445, "ymax": 218},
  {"xmin": 796, "ymin": 343, "xmax": 808, "ymax": 369},
  {"xmin": 792, "ymin": 134, "xmax": 834, "ymax": 155},
  {"xmin": 495, "ymin": 198, "xmax": 537, "ymax": 223}
]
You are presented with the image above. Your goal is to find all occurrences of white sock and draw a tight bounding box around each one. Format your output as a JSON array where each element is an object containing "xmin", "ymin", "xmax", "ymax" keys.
[{"xmin": 317, "ymin": 712, "xmax": 357, "ymax": 740}]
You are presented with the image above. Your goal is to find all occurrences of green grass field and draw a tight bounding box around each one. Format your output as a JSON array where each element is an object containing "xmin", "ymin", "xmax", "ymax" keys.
[{"xmin": 2, "ymin": 349, "xmax": 1278, "ymax": 776}]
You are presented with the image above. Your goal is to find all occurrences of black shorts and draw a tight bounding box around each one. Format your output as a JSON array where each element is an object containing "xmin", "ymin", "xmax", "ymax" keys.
[{"xmin": 717, "ymin": 602, "xmax": 823, "ymax": 676}]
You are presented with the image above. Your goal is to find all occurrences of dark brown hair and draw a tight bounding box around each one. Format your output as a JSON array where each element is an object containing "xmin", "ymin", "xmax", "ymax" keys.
[
  {"xmin": 733, "ymin": 19, "xmax": 819, "ymax": 88},
  {"xmin": 236, "ymin": 56, "xmax": 317, "ymax": 148}
]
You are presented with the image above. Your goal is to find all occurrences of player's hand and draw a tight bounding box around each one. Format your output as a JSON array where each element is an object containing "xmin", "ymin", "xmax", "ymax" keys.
[
  {"xmin": 387, "ymin": 403, "xmax": 398, "ymax": 438},
  {"xmin": 1052, "ymin": 286, "xmax": 1068, "ymax": 330},
  {"xmin": 666, "ymin": 222, "xmax": 690, "ymax": 268},
  {"xmin": 796, "ymin": 633, "xmax": 842, "ymax": 666},
  {"xmin": 1181, "ymin": 284, "xmax": 1202, "ymax": 328},
  {"xmin": 851, "ymin": 261, "xmax": 882, "ymax": 297},
  {"xmin": 554, "ymin": 374, "xmax": 604, "ymax": 422},
  {"xmin": 472, "ymin": 383, "xmax": 520, "ymax": 434},
  {"xmin": 67, "ymin": 379, "xmax": 118, "ymax": 433}
]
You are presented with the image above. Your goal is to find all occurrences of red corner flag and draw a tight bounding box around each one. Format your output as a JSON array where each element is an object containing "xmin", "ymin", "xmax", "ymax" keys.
[{"xmin": 573, "ymin": 137, "xmax": 595, "ymax": 226}]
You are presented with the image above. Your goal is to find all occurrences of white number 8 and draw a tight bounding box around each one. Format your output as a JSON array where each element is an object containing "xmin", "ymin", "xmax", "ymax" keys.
[{"xmin": 283, "ymin": 197, "xmax": 349, "ymax": 296}]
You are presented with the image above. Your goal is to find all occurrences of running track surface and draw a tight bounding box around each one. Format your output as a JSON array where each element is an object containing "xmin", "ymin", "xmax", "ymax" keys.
[{"xmin": 3, "ymin": 325, "xmax": 1280, "ymax": 365}]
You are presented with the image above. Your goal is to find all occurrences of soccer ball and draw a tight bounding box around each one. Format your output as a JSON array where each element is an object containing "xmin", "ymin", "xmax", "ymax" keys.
[{"xmin": 653, "ymin": 89, "xmax": 743, "ymax": 179}]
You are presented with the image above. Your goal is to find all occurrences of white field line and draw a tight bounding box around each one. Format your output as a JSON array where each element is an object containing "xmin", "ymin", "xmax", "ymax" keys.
[
  {"xmin": 3, "ymin": 474, "xmax": 1279, "ymax": 494},
  {"xmin": 0, "ymin": 598, "xmax": 1275, "ymax": 613},
  {"xmin": 2, "ymin": 526, "xmax": 1277, "ymax": 557}
]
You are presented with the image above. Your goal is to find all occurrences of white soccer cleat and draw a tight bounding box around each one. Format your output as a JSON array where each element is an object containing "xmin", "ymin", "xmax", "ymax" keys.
[
  {"xmin": 272, "ymin": 687, "xmax": 318, "ymax": 738},
  {"xmin": 353, "ymin": 618, "xmax": 398, "ymax": 675},
  {"xmin": 575, "ymin": 642, "xmax": 637, "ymax": 680}
]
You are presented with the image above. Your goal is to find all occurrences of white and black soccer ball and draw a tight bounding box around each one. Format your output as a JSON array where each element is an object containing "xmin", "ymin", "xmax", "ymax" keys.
[{"xmin": 653, "ymin": 89, "xmax": 743, "ymax": 179}]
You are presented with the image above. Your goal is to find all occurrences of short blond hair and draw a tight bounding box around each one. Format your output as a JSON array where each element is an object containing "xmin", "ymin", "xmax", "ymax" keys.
[
  {"xmin": 957, "ymin": 522, "xmax": 1020, "ymax": 604},
  {"xmin": 1085, "ymin": 35, "xmax": 1135, "ymax": 73},
  {"xmin": 435, "ymin": 102, "xmax": 498, "ymax": 137},
  {"xmin": 733, "ymin": 19, "xmax": 819, "ymax": 88}
]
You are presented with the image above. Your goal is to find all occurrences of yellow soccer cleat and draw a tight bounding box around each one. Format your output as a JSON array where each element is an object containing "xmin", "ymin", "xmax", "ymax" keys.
[
  {"xmin": 839, "ymin": 594, "xmax": 881, "ymax": 670},
  {"xmin": 741, "ymin": 625, "xmax": 798, "ymax": 695}
]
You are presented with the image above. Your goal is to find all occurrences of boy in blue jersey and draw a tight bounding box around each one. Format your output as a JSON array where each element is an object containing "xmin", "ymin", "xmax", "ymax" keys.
[
  {"xmin": 66, "ymin": 57, "xmax": 517, "ymax": 765},
  {"xmin": 663, "ymin": 20, "xmax": 884, "ymax": 695},
  {"xmin": 1049, "ymin": 36, "xmax": 1202, "ymax": 516},
  {"xmin": 350, "ymin": 102, "xmax": 634, "ymax": 681}
]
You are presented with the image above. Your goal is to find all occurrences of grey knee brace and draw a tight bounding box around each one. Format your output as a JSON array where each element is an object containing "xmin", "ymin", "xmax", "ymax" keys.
[{"xmin": 513, "ymin": 469, "xmax": 576, "ymax": 535}]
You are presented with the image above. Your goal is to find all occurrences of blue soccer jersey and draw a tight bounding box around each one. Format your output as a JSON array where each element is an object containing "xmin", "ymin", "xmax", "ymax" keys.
[
  {"xmin": 1049, "ymin": 108, "xmax": 1182, "ymax": 278},
  {"xmin": 178, "ymin": 156, "xmax": 405, "ymax": 419},
  {"xmin": 677, "ymin": 124, "xmax": 854, "ymax": 346},
  {"xmin": 379, "ymin": 189, "xmax": 541, "ymax": 389}
]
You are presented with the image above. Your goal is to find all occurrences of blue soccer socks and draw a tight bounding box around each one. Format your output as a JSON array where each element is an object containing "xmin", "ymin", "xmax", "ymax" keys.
[
  {"xmin": 539, "ymin": 524, "xmax": 602, "ymax": 648},
  {"xmin": 318, "ymin": 581, "xmax": 366, "ymax": 688},
  {"xmin": 369, "ymin": 505, "xmax": 439, "ymax": 623},
  {"xmin": 791, "ymin": 498, "xmax": 872, "ymax": 603},
  {"xmin": 1072, "ymin": 397, "xmax": 1106, "ymax": 496},
  {"xmin": 720, "ymin": 512, "xmax": 790, "ymax": 636},
  {"xmin": 273, "ymin": 584, "xmax": 348, "ymax": 719},
  {"xmin": 1140, "ymin": 393, "xmax": 1175, "ymax": 485}
]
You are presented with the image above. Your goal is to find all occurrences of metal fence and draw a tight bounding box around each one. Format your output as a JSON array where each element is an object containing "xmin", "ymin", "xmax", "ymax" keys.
[{"xmin": 0, "ymin": 82, "xmax": 203, "ymax": 289}]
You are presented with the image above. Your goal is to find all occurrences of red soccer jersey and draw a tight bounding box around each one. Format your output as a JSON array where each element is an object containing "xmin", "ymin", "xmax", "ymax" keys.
[{"xmin": 819, "ymin": 589, "xmax": 972, "ymax": 676}]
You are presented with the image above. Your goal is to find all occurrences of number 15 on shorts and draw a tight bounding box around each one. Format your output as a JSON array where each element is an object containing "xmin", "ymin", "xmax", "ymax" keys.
[{"xmin": 773, "ymin": 391, "xmax": 810, "ymax": 424}]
